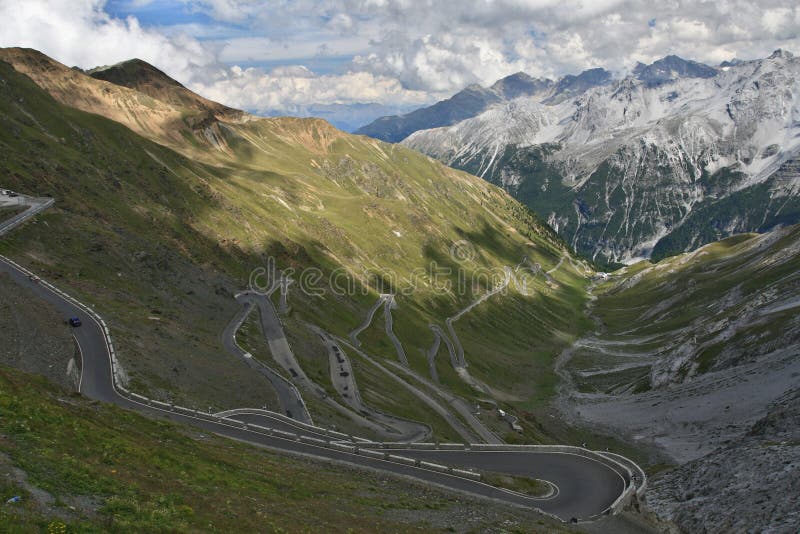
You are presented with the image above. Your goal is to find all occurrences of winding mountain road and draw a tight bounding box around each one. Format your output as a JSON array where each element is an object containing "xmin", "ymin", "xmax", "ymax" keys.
[
  {"xmin": 309, "ymin": 324, "xmax": 431, "ymax": 441},
  {"xmin": 383, "ymin": 358, "xmax": 504, "ymax": 445},
  {"xmin": 231, "ymin": 291, "xmax": 425, "ymax": 439},
  {"xmin": 348, "ymin": 294, "xmax": 388, "ymax": 347},
  {"xmin": 346, "ymin": 294, "xmax": 501, "ymax": 442},
  {"xmin": 426, "ymin": 327, "xmax": 441, "ymax": 382},
  {"xmin": 0, "ymin": 193, "xmax": 641, "ymax": 522},
  {"xmin": 382, "ymin": 295, "xmax": 409, "ymax": 366},
  {"xmin": 221, "ymin": 296, "xmax": 313, "ymax": 424}
]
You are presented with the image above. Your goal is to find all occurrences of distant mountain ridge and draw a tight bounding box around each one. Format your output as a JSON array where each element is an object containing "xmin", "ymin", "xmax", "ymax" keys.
[
  {"xmin": 490, "ymin": 72, "xmax": 553, "ymax": 99},
  {"xmin": 356, "ymin": 56, "xmax": 726, "ymax": 144},
  {"xmin": 403, "ymin": 51, "xmax": 800, "ymax": 266},
  {"xmin": 355, "ymin": 68, "xmax": 610, "ymax": 142},
  {"xmin": 631, "ymin": 54, "xmax": 717, "ymax": 87},
  {"xmin": 354, "ymin": 83, "xmax": 502, "ymax": 143},
  {"xmin": 543, "ymin": 67, "xmax": 613, "ymax": 104}
]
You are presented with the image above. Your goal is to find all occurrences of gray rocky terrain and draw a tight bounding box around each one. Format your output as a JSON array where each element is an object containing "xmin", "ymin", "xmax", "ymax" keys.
[{"xmin": 648, "ymin": 388, "xmax": 800, "ymax": 533}]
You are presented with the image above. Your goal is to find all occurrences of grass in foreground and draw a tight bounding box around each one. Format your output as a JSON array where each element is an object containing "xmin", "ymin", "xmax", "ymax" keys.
[{"xmin": 0, "ymin": 366, "xmax": 571, "ymax": 533}]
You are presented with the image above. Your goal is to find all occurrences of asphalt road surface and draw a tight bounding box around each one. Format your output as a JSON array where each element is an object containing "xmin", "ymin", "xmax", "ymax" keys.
[
  {"xmin": 232, "ymin": 291, "xmax": 427, "ymax": 439},
  {"xmin": 311, "ymin": 325, "xmax": 431, "ymax": 442},
  {"xmin": 0, "ymin": 197, "xmax": 634, "ymax": 521},
  {"xmin": 220, "ymin": 297, "xmax": 313, "ymax": 424}
]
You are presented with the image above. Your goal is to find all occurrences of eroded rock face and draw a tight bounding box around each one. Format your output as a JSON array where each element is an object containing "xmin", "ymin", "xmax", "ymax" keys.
[
  {"xmin": 647, "ymin": 388, "xmax": 800, "ymax": 534},
  {"xmin": 404, "ymin": 51, "xmax": 800, "ymax": 266}
]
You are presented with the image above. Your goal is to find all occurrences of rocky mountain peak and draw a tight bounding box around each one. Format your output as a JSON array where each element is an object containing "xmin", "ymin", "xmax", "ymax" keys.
[
  {"xmin": 768, "ymin": 48, "xmax": 794, "ymax": 60},
  {"xmin": 403, "ymin": 49, "xmax": 800, "ymax": 266},
  {"xmin": 633, "ymin": 54, "xmax": 717, "ymax": 87},
  {"xmin": 87, "ymin": 58, "xmax": 185, "ymax": 90},
  {"xmin": 463, "ymin": 83, "xmax": 488, "ymax": 93},
  {"xmin": 490, "ymin": 71, "xmax": 553, "ymax": 99},
  {"xmin": 86, "ymin": 57, "xmax": 239, "ymax": 119},
  {"xmin": 719, "ymin": 58, "xmax": 744, "ymax": 68},
  {"xmin": 543, "ymin": 67, "xmax": 613, "ymax": 104}
]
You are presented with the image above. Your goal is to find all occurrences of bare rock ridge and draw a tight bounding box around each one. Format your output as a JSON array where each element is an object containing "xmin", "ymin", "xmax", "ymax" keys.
[
  {"xmin": 647, "ymin": 387, "xmax": 800, "ymax": 533},
  {"xmin": 86, "ymin": 58, "xmax": 242, "ymax": 121},
  {"xmin": 0, "ymin": 47, "xmax": 244, "ymax": 150},
  {"xmin": 632, "ymin": 55, "xmax": 718, "ymax": 87}
]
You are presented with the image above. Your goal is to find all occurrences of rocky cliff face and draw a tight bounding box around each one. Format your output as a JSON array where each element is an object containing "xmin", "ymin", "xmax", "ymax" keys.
[
  {"xmin": 404, "ymin": 51, "xmax": 800, "ymax": 265},
  {"xmin": 555, "ymin": 224, "xmax": 800, "ymax": 531},
  {"xmin": 558, "ymin": 224, "xmax": 800, "ymax": 462}
]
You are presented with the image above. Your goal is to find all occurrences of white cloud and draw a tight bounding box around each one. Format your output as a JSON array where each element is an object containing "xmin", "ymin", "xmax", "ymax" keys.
[
  {"xmin": 194, "ymin": 65, "xmax": 432, "ymax": 112},
  {"xmin": 0, "ymin": 0, "xmax": 214, "ymax": 86},
  {"xmin": 1, "ymin": 0, "xmax": 799, "ymax": 121},
  {"xmin": 186, "ymin": 0, "xmax": 797, "ymax": 93},
  {"xmin": 0, "ymin": 0, "xmax": 433, "ymax": 112}
]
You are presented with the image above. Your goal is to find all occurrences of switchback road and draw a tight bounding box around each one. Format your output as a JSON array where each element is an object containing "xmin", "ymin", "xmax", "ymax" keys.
[{"xmin": 0, "ymin": 193, "xmax": 641, "ymax": 521}]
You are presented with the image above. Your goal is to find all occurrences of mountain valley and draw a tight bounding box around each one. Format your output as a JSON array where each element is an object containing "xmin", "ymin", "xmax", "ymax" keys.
[{"xmin": 0, "ymin": 45, "xmax": 798, "ymax": 533}]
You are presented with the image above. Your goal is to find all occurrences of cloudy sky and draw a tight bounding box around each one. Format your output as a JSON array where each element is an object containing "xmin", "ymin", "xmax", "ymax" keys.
[{"xmin": 1, "ymin": 0, "xmax": 799, "ymax": 129}]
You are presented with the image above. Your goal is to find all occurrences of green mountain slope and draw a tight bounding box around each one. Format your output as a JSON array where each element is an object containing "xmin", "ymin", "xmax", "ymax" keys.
[{"xmin": 0, "ymin": 50, "xmax": 589, "ymax": 442}]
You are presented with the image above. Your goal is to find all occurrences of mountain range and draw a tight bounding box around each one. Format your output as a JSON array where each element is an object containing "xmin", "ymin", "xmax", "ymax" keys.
[
  {"xmin": 355, "ymin": 68, "xmax": 614, "ymax": 143},
  {"xmin": 1, "ymin": 46, "xmax": 799, "ymax": 532},
  {"xmin": 0, "ymin": 46, "xmax": 584, "ymax": 442},
  {"xmin": 359, "ymin": 51, "xmax": 800, "ymax": 266}
]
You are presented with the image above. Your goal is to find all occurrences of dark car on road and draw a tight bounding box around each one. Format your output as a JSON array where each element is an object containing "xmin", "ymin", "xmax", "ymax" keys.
[{"xmin": 68, "ymin": 317, "xmax": 82, "ymax": 327}]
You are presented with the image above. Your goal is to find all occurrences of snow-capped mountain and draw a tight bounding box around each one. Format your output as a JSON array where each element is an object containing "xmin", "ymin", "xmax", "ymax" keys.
[
  {"xmin": 403, "ymin": 51, "xmax": 800, "ymax": 265},
  {"xmin": 355, "ymin": 69, "xmax": 607, "ymax": 143}
]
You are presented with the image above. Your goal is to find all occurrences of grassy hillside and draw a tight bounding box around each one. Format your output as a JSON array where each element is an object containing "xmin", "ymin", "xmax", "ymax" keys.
[
  {"xmin": 0, "ymin": 49, "xmax": 590, "ymax": 441},
  {"xmin": 0, "ymin": 365, "xmax": 571, "ymax": 533}
]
